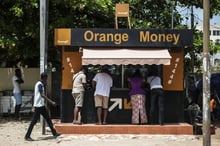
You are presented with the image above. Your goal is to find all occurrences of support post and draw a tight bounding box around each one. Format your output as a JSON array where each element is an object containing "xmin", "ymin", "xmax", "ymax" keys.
[
  {"xmin": 40, "ymin": 0, "xmax": 49, "ymax": 135},
  {"xmin": 115, "ymin": 3, "xmax": 131, "ymax": 29},
  {"xmin": 203, "ymin": 0, "xmax": 211, "ymax": 145}
]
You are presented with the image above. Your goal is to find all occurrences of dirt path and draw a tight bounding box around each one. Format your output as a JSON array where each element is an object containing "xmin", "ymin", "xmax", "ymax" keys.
[{"xmin": 0, "ymin": 117, "xmax": 219, "ymax": 146}]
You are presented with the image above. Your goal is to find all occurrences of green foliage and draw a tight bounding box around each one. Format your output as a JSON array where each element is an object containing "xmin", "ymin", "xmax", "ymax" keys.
[
  {"xmin": 0, "ymin": 0, "xmax": 220, "ymax": 69},
  {"xmin": 0, "ymin": 0, "xmax": 40, "ymax": 67},
  {"xmin": 178, "ymin": 0, "xmax": 220, "ymax": 17},
  {"xmin": 185, "ymin": 28, "xmax": 220, "ymax": 73}
]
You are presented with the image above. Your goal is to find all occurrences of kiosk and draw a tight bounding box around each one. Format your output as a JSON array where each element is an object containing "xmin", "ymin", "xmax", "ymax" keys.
[{"xmin": 54, "ymin": 28, "xmax": 193, "ymax": 124}]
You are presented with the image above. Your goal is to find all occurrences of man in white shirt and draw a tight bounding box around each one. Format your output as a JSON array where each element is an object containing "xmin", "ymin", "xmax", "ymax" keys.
[
  {"xmin": 72, "ymin": 67, "xmax": 87, "ymax": 124},
  {"xmin": 12, "ymin": 68, "xmax": 24, "ymax": 120},
  {"xmin": 147, "ymin": 69, "xmax": 164, "ymax": 125},
  {"xmin": 24, "ymin": 72, "xmax": 60, "ymax": 141},
  {"xmin": 92, "ymin": 66, "xmax": 113, "ymax": 125}
]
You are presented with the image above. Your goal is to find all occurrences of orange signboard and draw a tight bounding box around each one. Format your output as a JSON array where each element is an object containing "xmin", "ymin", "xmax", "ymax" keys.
[
  {"xmin": 54, "ymin": 28, "xmax": 71, "ymax": 46},
  {"xmin": 115, "ymin": 3, "xmax": 129, "ymax": 17},
  {"xmin": 62, "ymin": 50, "xmax": 82, "ymax": 89},
  {"xmin": 163, "ymin": 49, "xmax": 184, "ymax": 91}
]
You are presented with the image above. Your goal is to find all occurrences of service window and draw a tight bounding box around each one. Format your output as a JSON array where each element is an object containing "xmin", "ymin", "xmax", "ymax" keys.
[{"xmin": 86, "ymin": 65, "xmax": 154, "ymax": 89}]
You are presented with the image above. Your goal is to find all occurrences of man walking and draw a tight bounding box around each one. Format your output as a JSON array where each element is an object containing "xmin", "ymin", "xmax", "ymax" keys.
[{"xmin": 24, "ymin": 72, "xmax": 60, "ymax": 141}]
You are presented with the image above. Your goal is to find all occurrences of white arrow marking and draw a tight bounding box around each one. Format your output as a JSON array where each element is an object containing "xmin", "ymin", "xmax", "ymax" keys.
[{"xmin": 108, "ymin": 98, "xmax": 122, "ymax": 112}]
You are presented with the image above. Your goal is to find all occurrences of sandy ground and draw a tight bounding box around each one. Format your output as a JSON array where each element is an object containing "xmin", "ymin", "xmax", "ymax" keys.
[{"xmin": 0, "ymin": 117, "xmax": 220, "ymax": 146}]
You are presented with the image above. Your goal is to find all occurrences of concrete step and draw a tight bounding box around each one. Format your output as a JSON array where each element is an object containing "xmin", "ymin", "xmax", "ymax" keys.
[{"xmin": 54, "ymin": 122, "xmax": 193, "ymax": 135}]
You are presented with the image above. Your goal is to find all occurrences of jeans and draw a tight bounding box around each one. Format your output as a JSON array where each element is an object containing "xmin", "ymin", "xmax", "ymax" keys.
[{"xmin": 149, "ymin": 88, "xmax": 164, "ymax": 125}]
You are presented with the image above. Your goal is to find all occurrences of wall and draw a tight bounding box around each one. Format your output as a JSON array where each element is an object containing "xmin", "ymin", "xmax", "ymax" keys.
[
  {"xmin": 0, "ymin": 68, "xmax": 54, "ymax": 114},
  {"xmin": 0, "ymin": 68, "xmax": 51, "ymax": 94}
]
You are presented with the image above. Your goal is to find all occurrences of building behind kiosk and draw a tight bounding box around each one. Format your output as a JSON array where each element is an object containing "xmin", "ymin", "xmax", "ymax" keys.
[{"xmin": 54, "ymin": 28, "xmax": 193, "ymax": 124}]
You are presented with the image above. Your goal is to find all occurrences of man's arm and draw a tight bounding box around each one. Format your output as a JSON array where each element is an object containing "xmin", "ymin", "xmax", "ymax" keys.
[
  {"xmin": 38, "ymin": 84, "xmax": 56, "ymax": 106},
  {"xmin": 40, "ymin": 92, "xmax": 56, "ymax": 106}
]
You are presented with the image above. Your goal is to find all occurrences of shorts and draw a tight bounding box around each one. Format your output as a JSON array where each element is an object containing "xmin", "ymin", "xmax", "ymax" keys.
[
  {"xmin": 72, "ymin": 91, "xmax": 84, "ymax": 107},
  {"xmin": 94, "ymin": 94, "xmax": 109, "ymax": 109},
  {"xmin": 14, "ymin": 93, "xmax": 22, "ymax": 105}
]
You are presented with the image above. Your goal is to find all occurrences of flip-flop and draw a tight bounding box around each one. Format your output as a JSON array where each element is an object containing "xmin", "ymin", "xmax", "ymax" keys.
[
  {"xmin": 73, "ymin": 121, "xmax": 80, "ymax": 124},
  {"xmin": 96, "ymin": 122, "xmax": 102, "ymax": 125},
  {"xmin": 102, "ymin": 122, "xmax": 107, "ymax": 125}
]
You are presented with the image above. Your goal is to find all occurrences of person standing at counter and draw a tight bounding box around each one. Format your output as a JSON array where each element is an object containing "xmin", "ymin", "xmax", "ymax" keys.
[
  {"xmin": 147, "ymin": 69, "xmax": 164, "ymax": 125},
  {"xmin": 12, "ymin": 68, "xmax": 24, "ymax": 120},
  {"xmin": 127, "ymin": 69, "xmax": 148, "ymax": 124},
  {"xmin": 92, "ymin": 66, "xmax": 113, "ymax": 125},
  {"xmin": 71, "ymin": 67, "xmax": 87, "ymax": 124}
]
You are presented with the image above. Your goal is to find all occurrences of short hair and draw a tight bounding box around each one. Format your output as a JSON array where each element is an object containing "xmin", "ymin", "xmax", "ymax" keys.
[
  {"xmin": 81, "ymin": 66, "xmax": 88, "ymax": 73},
  {"xmin": 15, "ymin": 68, "xmax": 21, "ymax": 74},
  {"xmin": 148, "ymin": 70, "xmax": 158, "ymax": 76},
  {"xmin": 40, "ymin": 72, "xmax": 48, "ymax": 79},
  {"xmin": 101, "ymin": 65, "xmax": 109, "ymax": 73},
  {"xmin": 133, "ymin": 68, "xmax": 142, "ymax": 77}
]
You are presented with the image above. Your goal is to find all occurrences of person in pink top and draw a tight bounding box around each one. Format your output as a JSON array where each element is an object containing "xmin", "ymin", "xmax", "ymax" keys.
[{"xmin": 127, "ymin": 69, "xmax": 147, "ymax": 124}]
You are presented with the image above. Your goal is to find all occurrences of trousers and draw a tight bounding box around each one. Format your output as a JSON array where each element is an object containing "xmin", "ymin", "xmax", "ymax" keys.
[
  {"xmin": 25, "ymin": 106, "xmax": 57, "ymax": 138},
  {"xmin": 149, "ymin": 88, "xmax": 164, "ymax": 125}
]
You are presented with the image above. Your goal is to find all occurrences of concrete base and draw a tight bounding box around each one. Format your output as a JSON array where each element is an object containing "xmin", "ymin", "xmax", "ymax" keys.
[{"xmin": 54, "ymin": 122, "xmax": 193, "ymax": 135}]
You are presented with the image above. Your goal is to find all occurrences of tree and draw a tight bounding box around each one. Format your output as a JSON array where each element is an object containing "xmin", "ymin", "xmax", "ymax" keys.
[
  {"xmin": 0, "ymin": 0, "xmax": 115, "ymax": 67},
  {"xmin": 0, "ymin": 0, "xmax": 39, "ymax": 67},
  {"xmin": 0, "ymin": 0, "xmax": 219, "ymax": 68},
  {"xmin": 178, "ymin": 0, "xmax": 220, "ymax": 17}
]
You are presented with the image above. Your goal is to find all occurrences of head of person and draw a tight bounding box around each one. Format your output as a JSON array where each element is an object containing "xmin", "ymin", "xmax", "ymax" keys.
[
  {"xmin": 148, "ymin": 65, "xmax": 159, "ymax": 76},
  {"xmin": 40, "ymin": 72, "xmax": 48, "ymax": 83},
  {"xmin": 133, "ymin": 68, "xmax": 142, "ymax": 78},
  {"xmin": 101, "ymin": 65, "xmax": 109, "ymax": 73},
  {"xmin": 81, "ymin": 66, "xmax": 88, "ymax": 74},
  {"xmin": 15, "ymin": 68, "xmax": 21, "ymax": 77}
]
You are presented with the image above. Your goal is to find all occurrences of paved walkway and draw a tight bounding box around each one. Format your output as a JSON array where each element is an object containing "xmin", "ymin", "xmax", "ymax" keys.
[{"xmin": 0, "ymin": 118, "xmax": 219, "ymax": 146}]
